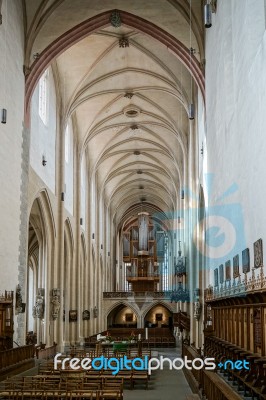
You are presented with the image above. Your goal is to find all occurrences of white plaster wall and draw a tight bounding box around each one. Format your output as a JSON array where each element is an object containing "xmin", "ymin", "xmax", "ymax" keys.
[
  {"xmin": 30, "ymin": 67, "xmax": 56, "ymax": 193},
  {"xmin": 0, "ymin": 1, "xmax": 24, "ymax": 291},
  {"xmin": 197, "ymin": 92, "xmax": 206, "ymax": 186},
  {"xmin": 64, "ymin": 120, "xmax": 74, "ymax": 215},
  {"xmin": 205, "ymin": 0, "xmax": 266, "ymax": 283}
]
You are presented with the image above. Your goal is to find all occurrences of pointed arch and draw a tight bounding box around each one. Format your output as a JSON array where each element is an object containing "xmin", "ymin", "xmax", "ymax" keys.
[
  {"xmin": 64, "ymin": 218, "xmax": 74, "ymax": 254},
  {"xmin": 105, "ymin": 301, "xmax": 141, "ymax": 320},
  {"xmin": 142, "ymin": 300, "xmax": 176, "ymax": 318}
]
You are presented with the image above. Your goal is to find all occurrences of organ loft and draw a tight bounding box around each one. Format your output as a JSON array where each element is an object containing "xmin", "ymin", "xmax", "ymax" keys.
[{"xmin": 123, "ymin": 212, "xmax": 164, "ymax": 292}]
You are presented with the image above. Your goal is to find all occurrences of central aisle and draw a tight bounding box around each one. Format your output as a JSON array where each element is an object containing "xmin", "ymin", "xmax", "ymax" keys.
[{"xmin": 124, "ymin": 348, "xmax": 194, "ymax": 400}]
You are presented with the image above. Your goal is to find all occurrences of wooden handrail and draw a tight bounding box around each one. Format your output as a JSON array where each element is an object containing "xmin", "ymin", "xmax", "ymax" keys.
[
  {"xmin": 0, "ymin": 345, "xmax": 34, "ymax": 370},
  {"xmin": 203, "ymin": 370, "xmax": 242, "ymax": 400}
]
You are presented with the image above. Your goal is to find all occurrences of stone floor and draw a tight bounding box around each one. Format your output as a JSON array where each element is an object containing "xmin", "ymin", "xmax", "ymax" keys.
[{"xmin": 124, "ymin": 347, "xmax": 194, "ymax": 400}]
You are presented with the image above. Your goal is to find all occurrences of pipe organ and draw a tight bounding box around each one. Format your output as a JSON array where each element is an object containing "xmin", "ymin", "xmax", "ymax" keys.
[{"xmin": 123, "ymin": 212, "xmax": 162, "ymax": 292}]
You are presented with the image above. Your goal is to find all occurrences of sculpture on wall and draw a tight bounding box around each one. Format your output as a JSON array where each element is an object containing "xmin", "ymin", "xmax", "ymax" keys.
[
  {"xmin": 193, "ymin": 288, "xmax": 202, "ymax": 321},
  {"xmin": 36, "ymin": 295, "xmax": 44, "ymax": 319},
  {"xmin": 51, "ymin": 289, "xmax": 60, "ymax": 320},
  {"xmin": 33, "ymin": 289, "xmax": 45, "ymax": 319},
  {"xmin": 194, "ymin": 301, "xmax": 202, "ymax": 321}
]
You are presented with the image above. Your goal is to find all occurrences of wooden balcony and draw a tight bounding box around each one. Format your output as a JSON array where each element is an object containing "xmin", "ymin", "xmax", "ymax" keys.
[{"xmin": 103, "ymin": 291, "xmax": 172, "ymax": 300}]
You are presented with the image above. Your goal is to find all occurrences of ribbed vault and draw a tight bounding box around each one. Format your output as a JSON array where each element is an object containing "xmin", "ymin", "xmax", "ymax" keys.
[{"xmin": 24, "ymin": 1, "xmax": 205, "ymax": 230}]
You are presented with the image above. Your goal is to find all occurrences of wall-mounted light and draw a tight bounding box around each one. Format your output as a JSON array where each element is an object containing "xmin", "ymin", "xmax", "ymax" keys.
[
  {"xmin": 181, "ymin": 189, "xmax": 185, "ymax": 200},
  {"xmin": 188, "ymin": 104, "xmax": 195, "ymax": 120},
  {"xmin": 92, "ymin": 233, "xmax": 95, "ymax": 239},
  {"xmin": 1, "ymin": 109, "xmax": 7, "ymax": 124},
  {"xmin": 200, "ymin": 142, "xmax": 204, "ymax": 156},
  {"xmin": 80, "ymin": 218, "xmax": 83, "ymax": 226},
  {"xmin": 61, "ymin": 192, "xmax": 64, "ymax": 201},
  {"xmin": 204, "ymin": 2, "xmax": 212, "ymax": 28},
  {"xmin": 42, "ymin": 155, "xmax": 47, "ymax": 166},
  {"xmin": 101, "ymin": 244, "xmax": 103, "ymax": 250}
]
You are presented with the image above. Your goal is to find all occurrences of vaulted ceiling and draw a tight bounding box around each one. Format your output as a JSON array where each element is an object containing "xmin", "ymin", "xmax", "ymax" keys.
[{"xmin": 23, "ymin": 0, "xmax": 205, "ymax": 225}]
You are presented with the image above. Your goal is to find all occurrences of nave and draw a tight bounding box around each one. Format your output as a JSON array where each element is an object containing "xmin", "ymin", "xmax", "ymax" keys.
[{"xmin": 1, "ymin": 1, "xmax": 266, "ymax": 399}]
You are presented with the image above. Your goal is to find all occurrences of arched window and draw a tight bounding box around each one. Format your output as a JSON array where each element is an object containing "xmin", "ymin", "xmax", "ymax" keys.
[
  {"xmin": 162, "ymin": 234, "xmax": 169, "ymax": 291},
  {"xmin": 38, "ymin": 69, "xmax": 49, "ymax": 125}
]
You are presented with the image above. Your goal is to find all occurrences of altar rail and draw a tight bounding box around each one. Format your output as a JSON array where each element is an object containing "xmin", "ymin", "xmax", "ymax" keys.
[{"xmin": 85, "ymin": 328, "xmax": 176, "ymax": 348}]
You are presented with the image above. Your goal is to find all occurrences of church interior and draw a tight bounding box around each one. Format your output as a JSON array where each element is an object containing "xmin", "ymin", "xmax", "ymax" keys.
[{"xmin": 1, "ymin": 1, "xmax": 266, "ymax": 399}]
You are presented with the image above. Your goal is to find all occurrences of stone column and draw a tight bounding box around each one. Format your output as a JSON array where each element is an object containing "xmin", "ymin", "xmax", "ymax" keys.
[
  {"xmin": 55, "ymin": 117, "xmax": 65, "ymax": 351},
  {"xmin": 17, "ymin": 122, "xmax": 31, "ymax": 346}
]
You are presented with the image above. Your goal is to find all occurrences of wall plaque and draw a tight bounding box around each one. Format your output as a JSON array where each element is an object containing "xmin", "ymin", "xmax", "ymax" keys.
[
  {"xmin": 214, "ymin": 268, "xmax": 218, "ymax": 287},
  {"xmin": 254, "ymin": 239, "xmax": 263, "ymax": 268},
  {"xmin": 242, "ymin": 248, "xmax": 250, "ymax": 273},
  {"xmin": 69, "ymin": 310, "xmax": 77, "ymax": 322},
  {"xmin": 82, "ymin": 310, "xmax": 90, "ymax": 320},
  {"xmin": 233, "ymin": 254, "xmax": 240, "ymax": 278},
  {"xmin": 219, "ymin": 264, "xmax": 224, "ymax": 284},
  {"xmin": 225, "ymin": 260, "xmax": 231, "ymax": 281}
]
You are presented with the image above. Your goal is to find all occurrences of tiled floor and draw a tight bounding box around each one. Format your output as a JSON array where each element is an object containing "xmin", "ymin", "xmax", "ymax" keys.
[{"xmin": 124, "ymin": 347, "xmax": 193, "ymax": 400}]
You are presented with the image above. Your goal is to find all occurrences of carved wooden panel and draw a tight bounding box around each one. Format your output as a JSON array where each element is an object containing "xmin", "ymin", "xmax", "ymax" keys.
[{"xmin": 254, "ymin": 308, "xmax": 262, "ymax": 349}]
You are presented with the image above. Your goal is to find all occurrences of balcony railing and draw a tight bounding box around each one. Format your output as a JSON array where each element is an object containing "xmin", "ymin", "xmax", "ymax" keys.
[
  {"xmin": 126, "ymin": 271, "xmax": 159, "ymax": 278},
  {"xmin": 205, "ymin": 268, "xmax": 266, "ymax": 302},
  {"xmin": 0, "ymin": 291, "xmax": 13, "ymax": 303},
  {"xmin": 103, "ymin": 291, "xmax": 172, "ymax": 299}
]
